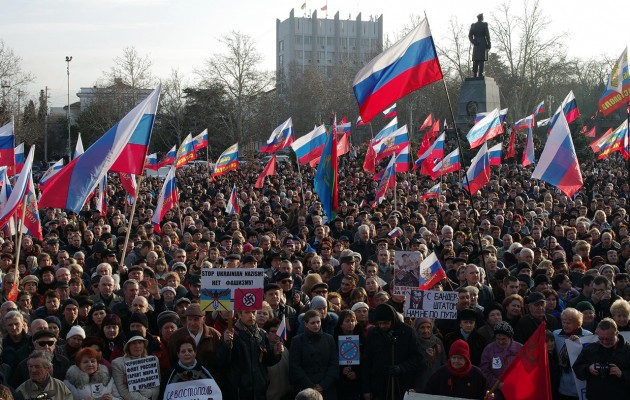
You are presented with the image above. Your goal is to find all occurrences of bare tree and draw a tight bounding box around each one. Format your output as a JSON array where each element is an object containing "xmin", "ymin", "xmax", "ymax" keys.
[
  {"xmin": 157, "ymin": 68, "xmax": 188, "ymax": 146},
  {"xmin": 436, "ymin": 17, "xmax": 470, "ymax": 82},
  {"xmin": 0, "ymin": 39, "xmax": 34, "ymax": 123},
  {"xmin": 198, "ymin": 31, "xmax": 274, "ymax": 142}
]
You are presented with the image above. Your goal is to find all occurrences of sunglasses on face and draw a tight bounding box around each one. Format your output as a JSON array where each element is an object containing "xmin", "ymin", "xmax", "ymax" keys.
[{"xmin": 37, "ymin": 341, "xmax": 55, "ymax": 347}]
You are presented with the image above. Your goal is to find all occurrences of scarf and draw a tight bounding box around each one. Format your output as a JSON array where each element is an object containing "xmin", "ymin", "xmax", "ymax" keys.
[{"xmin": 447, "ymin": 359, "xmax": 472, "ymax": 378}]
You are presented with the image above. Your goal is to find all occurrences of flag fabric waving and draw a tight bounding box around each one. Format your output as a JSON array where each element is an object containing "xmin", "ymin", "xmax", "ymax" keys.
[
  {"xmin": 499, "ymin": 322, "xmax": 552, "ymax": 400},
  {"xmin": 488, "ymin": 143, "xmax": 502, "ymax": 166},
  {"xmin": 462, "ymin": 142, "xmax": 490, "ymax": 195},
  {"xmin": 596, "ymin": 120, "xmax": 628, "ymax": 160},
  {"xmin": 363, "ymin": 139, "xmax": 377, "ymax": 174},
  {"xmin": 372, "ymin": 117, "xmax": 398, "ymax": 144},
  {"xmin": 513, "ymin": 114, "xmax": 534, "ymax": 131},
  {"xmin": 583, "ymin": 126, "xmax": 596, "ymax": 138},
  {"xmin": 421, "ymin": 182, "xmax": 440, "ymax": 201},
  {"xmin": 175, "ymin": 133, "xmax": 197, "ymax": 168},
  {"xmin": 532, "ymin": 112, "xmax": 583, "ymax": 197},
  {"xmin": 213, "ymin": 143, "xmax": 239, "ymax": 178},
  {"xmin": 415, "ymin": 132, "xmax": 445, "ymax": 170},
  {"xmin": 590, "ymin": 128, "xmax": 612, "ymax": 153},
  {"xmin": 20, "ymin": 171, "xmax": 43, "ymax": 241},
  {"xmin": 474, "ymin": 108, "xmax": 508, "ymax": 125},
  {"xmin": 533, "ymin": 101, "xmax": 545, "ymax": 116},
  {"xmin": 548, "ymin": 91, "xmax": 580, "ymax": 133},
  {"xmin": 373, "ymin": 125, "xmax": 409, "ymax": 161},
  {"xmin": 356, "ymin": 115, "xmax": 368, "ymax": 126},
  {"xmin": 505, "ymin": 129, "xmax": 516, "ymax": 159},
  {"xmin": 159, "ymin": 145, "xmax": 176, "ymax": 168},
  {"xmin": 0, "ymin": 119, "xmax": 15, "ymax": 168},
  {"xmin": 193, "ymin": 129, "xmax": 209, "ymax": 151},
  {"xmin": 290, "ymin": 125, "xmax": 327, "ymax": 165},
  {"xmin": 39, "ymin": 86, "xmax": 160, "ymax": 213},
  {"xmin": 431, "ymin": 148, "xmax": 460, "ymax": 178},
  {"xmin": 418, "ymin": 252, "xmax": 447, "ymax": 290},
  {"xmin": 0, "ymin": 145, "xmax": 34, "ymax": 230},
  {"xmin": 262, "ymin": 118, "xmax": 294, "ymax": 153},
  {"xmin": 225, "ymin": 184, "xmax": 240, "ymax": 216},
  {"xmin": 382, "ymin": 103, "xmax": 397, "ymax": 118},
  {"xmin": 394, "ymin": 144, "xmax": 411, "ymax": 172},
  {"xmin": 9, "ymin": 143, "xmax": 24, "ymax": 176},
  {"xmin": 95, "ymin": 174, "xmax": 107, "ymax": 214},
  {"xmin": 39, "ymin": 159, "xmax": 64, "ymax": 186},
  {"xmin": 353, "ymin": 17, "xmax": 443, "ymax": 123},
  {"xmin": 144, "ymin": 153, "xmax": 159, "ymax": 171},
  {"xmin": 522, "ymin": 125, "xmax": 536, "ymax": 167},
  {"xmin": 419, "ymin": 113, "xmax": 434, "ymax": 131},
  {"xmin": 374, "ymin": 155, "xmax": 396, "ymax": 206},
  {"xmin": 74, "ymin": 133, "xmax": 84, "ymax": 159},
  {"xmin": 599, "ymin": 47, "xmax": 630, "ymax": 116},
  {"xmin": 151, "ymin": 166, "xmax": 178, "ymax": 234},
  {"xmin": 313, "ymin": 130, "xmax": 338, "ymax": 219},
  {"xmin": 467, "ymin": 108, "xmax": 504, "ymax": 148},
  {"xmin": 255, "ymin": 154, "xmax": 276, "ymax": 189}
]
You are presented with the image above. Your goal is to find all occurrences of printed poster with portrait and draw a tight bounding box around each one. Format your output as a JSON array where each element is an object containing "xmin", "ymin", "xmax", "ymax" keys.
[{"xmin": 393, "ymin": 250, "xmax": 422, "ymax": 295}]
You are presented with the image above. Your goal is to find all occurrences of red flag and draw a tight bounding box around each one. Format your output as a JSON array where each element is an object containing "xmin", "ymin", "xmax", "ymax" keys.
[
  {"xmin": 6, "ymin": 282, "xmax": 18, "ymax": 302},
  {"xmin": 337, "ymin": 132, "xmax": 351, "ymax": 156},
  {"xmin": 363, "ymin": 139, "xmax": 377, "ymax": 173},
  {"xmin": 499, "ymin": 322, "xmax": 551, "ymax": 400},
  {"xmin": 428, "ymin": 119, "xmax": 440, "ymax": 141},
  {"xmin": 254, "ymin": 154, "xmax": 276, "ymax": 189},
  {"xmin": 506, "ymin": 129, "xmax": 516, "ymax": 159},
  {"xmin": 419, "ymin": 113, "xmax": 434, "ymax": 131},
  {"xmin": 416, "ymin": 131, "xmax": 432, "ymax": 157},
  {"xmin": 584, "ymin": 126, "xmax": 596, "ymax": 137}
]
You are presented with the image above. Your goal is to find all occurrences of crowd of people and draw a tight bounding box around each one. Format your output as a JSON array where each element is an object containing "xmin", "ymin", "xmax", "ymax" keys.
[{"xmin": 0, "ymin": 142, "xmax": 627, "ymax": 400}]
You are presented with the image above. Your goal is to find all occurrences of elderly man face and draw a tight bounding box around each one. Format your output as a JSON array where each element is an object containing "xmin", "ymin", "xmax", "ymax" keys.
[
  {"xmin": 131, "ymin": 296, "xmax": 149, "ymax": 314},
  {"xmin": 28, "ymin": 356, "xmax": 53, "ymax": 384}
]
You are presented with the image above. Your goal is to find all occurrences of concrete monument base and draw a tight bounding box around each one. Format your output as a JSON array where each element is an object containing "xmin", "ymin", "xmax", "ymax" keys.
[{"xmin": 455, "ymin": 76, "xmax": 501, "ymax": 133}]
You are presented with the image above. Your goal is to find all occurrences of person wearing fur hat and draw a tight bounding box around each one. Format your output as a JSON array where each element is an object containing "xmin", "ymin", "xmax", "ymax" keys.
[
  {"xmin": 444, "ymin": 308, "xmax": 488, "ymax": 367},
  {"xmin": 424, "ymin": 339, "xmax": 491, "ymax": 399},
  {"xmin": 479, "ymin": 321, "xmax": 522, "ymax": 400},
  {"xmin": 362, "ymin": 303, "xmax": 423, "ymax": 400},
  {"xmin": 64, "ymin": 347, "xmax": 121, "ymax": 400}
]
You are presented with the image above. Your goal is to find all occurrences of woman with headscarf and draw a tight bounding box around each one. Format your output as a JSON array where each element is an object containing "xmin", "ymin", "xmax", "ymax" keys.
[{"xmin": 424, "ymin": 339, "xmax": 490, "ymax": 399}]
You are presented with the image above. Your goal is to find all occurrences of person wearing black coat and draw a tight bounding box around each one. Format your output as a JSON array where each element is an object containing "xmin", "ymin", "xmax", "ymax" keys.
[
  {"xmin": 290, "ymin": 309, "xmax": 338, "ymax": 399},
  {"xmin": 444, "ymin": 308, "xmax": 488, "ymax": 367},
  {"xmin": 217, "ymin": 310, "xmax": 282, "ymax": 400},
  {"xmin": 362, "ymin": 303, "xmax": 424, "ymax": 400},
  {"xmin": 573, "ymin": 318, "xmax": 630, "ymax": 400}
]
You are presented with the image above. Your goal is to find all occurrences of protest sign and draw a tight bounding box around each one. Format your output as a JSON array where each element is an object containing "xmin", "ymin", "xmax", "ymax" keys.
[
  {"xmin": 200, "ymin": 268, "xmax": 265, "ymax": 312},
  {"xmin": 403, "ymin": 289, "xmax": 458, "ymax": 319},
  {"xmin": 393, "ymin": 250, "xmax": 422, "ymax": 295},
  {"xmin": 163, "ymin": 378, "xmax": 222, "ymax": 400},
  {"xmin": 125, "ymin": 356, "xmax": 160, "ymax": 392},
  {"xmin": 338, "ymin": 335, "xmax": 360, "ymax": 365}
]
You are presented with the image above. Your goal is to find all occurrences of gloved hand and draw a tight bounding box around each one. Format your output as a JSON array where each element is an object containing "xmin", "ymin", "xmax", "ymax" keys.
[{"xmin": 388, "ymin": 365, "xmax": 403, "ymax": 376}]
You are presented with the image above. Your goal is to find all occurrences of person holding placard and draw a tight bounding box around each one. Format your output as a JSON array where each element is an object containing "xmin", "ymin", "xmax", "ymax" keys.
[
  {"xmin": 64, "ymin": 347, "xmax": 120, "ymax": 400},
  {"xmin": 112, "ymin": 331, "xmax": 159, "ymax": 400},
  {"xmin": 161, "ymin": 336, "xmax": 219, "ymax": 398}
]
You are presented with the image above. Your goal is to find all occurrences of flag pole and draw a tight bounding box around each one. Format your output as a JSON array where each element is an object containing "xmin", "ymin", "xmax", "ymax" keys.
[
  {"xmin": 119, "ymin": 174, "xmax": 143, "ymax": 267},
  {"xmin": 427, "ymin": 12, "xmax": 487, "ymax": 271},
  {"xmin": 13, "ymin": 190, "xmax": 29, "ymax": 288}
]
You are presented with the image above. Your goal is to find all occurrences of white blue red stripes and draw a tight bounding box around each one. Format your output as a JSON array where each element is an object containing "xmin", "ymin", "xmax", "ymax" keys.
[
  {"xmin": 159, "ymin": 146, "xmax": 176, "ymax": 168},
  {"xmin": 353, "ymin": 18, "xmax": 443, "ymax": 123},
  {"xmin": 374, "ymin": 155, "xmax": 396, "ymax": 205},
  {"xmin": 144, "ymin": 153, "xmax": 159, "ymax": 171},
  {"xmin": 532, "ymin": 112, "xmax": 583, "ymax": 197},
  {"xmin": 382, "ymin": 103, "xmax": 397, "ymax": 118},
  {"xmin": 522, "ymin": 126, "xmax": 536, "ymax": 166},
  {"xmin": 432, "ymin": 148, "xmax": 460, "ymax": 178},
  {"xmin": 373, "ymin": 125, "xmax": 409, "ymax": 161},
  {"xmin": 421, "ymin": 182, "xmax": 440, "ymax": 201},
  {"xmin": 193, "ymin": 129, "xmax": 209, "ymax": 151},
  {"xmin": 488, "ymin": 143, "xmax": 502, "ymax": 166},
  {"xmin": 226, "ymin": 184, "xmax": 240, "ymax": 216},
  {"xmin": 175, "ymin": 133, "xmax": 197, "ymax": 168},
  {"xmin": 152, "ymin": 166, "xmax": 178, "ymax": 233},
  {"xmin": 0, "ymin": 145, "xmax": 34, "ymax": 230},
  {"xmin": 39, "ymin": 159, "xmax": 64, "ymax": 186},
  {"xmin": 213, "ymin": 143, "xmax": 239, "ymax": 177},
  {"xmin": 462, "ymin": 142, "xmax": 491, "ymax": 195},
  {"xmin": 262, "ymin": 118, "xmax": 294, "ymax": 153},
  {"xmin": 467, "ymin": 108, "xmax": 505, "ymax": 149},
  {"xmin": 513, "ymin": 114, "xmax": 534, "ymax": 131},
  {"xmin": 0, "ymin": 119, "xmax": 15, "ymax": 168},
  {"xmin": 373, "ymin": 117, "xmax": 398, "ymax": 143},
  {"xmin": 415, "ymin": 132, "xmax": 445, "ymax": 169},
  {"xmin": 548, "ymin": 91, "xmax": 580, "ymax": 132},
  {"xmin": 418, "ymin": 252, "xmax": 446, "ymax": 290},
  {"xmin": 9, "ymin": 143, "xmax": 24, "ymax": 175},
  {"xmin": 474, "ymin": 108, "xmax": 508, "ymax": 125},
  {"xmin": 290, "ymin": 125, "xmax": 327, "ymax": 164},
  {"xmin": 533, "ymin": 101, "xmax": 545, "ymax": 116}
]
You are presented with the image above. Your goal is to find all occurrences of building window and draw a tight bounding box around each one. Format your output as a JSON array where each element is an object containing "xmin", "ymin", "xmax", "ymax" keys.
[
  {"xmin": 279, "ymin": 54, "xmax": 284, "ymax": 66},
  {"xmin": 296, "ymin": 35, "xmax": 302, "ymax": 45},
  {"xmin": 279, "ymin": 40, "xmax": 284, "ymax": 51}
]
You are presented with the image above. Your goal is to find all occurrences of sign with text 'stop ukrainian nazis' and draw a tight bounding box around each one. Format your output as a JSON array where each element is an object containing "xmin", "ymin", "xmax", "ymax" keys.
[{"xmin": 200, "ymin": 268, "xmax": 265, "ymax": 312}]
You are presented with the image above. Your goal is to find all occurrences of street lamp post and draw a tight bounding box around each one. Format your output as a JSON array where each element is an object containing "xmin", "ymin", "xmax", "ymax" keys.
[{"xmin": 66, "ymin": 56, "xmax": 72, "ymax": 159}]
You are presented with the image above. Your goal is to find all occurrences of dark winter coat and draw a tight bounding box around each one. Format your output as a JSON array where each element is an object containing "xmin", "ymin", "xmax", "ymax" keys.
[{"xmin": 290, "ymin": 329, "xmax": 338, "ymax": 399}]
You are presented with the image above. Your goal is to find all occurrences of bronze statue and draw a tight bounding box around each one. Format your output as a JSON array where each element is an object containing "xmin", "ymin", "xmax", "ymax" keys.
[{"xmin": 469, "ymin": 13, "xmax": 491, "ymax": 77}]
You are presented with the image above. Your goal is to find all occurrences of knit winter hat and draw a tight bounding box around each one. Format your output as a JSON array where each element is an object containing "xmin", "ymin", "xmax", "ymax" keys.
[
  {"xmin": 372, "ymin": 303, "xmax": 397, "ymax": 323},
  {"xmin": 493, "ymin": 321, "xmax": 514, "ymax": 338},
  {"xmin": 310, "ymin": 296, "xmax": 328, "ymax": 310},
  {"xmin": 66, "ymin": 325, "xmax": 86, "ymax": 340},
  {"xmin": 576, "ymin": 301, "xmax": 595, "ymax": 313},
  {"xmin": 449, "ymin": 339, "xmax": 471, "ymax": 362}
]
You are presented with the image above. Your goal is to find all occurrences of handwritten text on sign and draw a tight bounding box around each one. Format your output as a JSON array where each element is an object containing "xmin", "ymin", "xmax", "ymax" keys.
[
  {"xmin": 404, "ymin": 290, "xmax": 458, "ymax": 319},
  {"xmin": 125, "ymin": 356, "xmax": 160, "ymax": 392}
]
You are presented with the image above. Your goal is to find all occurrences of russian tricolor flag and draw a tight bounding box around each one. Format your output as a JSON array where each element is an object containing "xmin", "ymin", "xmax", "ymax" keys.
[
  {"xmin": 462, "ymin": 142, "xmax": 491, "ymax": 195},
  {"xmin": 213, "ymin": 143, "xmax": 239, "ymax": 177},
  {"xmin": 382, "ymin": 103, "xmax": 397, "ymax": 118},
  {"xmin": 0, "ymin": 145, "xmax": 35, "ymax": 230},
  {"xmin": 488, "ymin": 143, "xmax": 502, "ymax": 166},
  {"xmin": 415, "ymin": 132, "xmax": 445, "ymax": 170},
  {"xmin": 193, "ymin": 129, "xmax": 209, "ymax": 151},
  {"xmin": 9, "ymin": 143, "xmax": 24, "ymax": 176},
  {"xmin": 474, "ymin": 108, "xmax": 508, "ymax": 125},
  {"xmin": 226, "ymin": 184, "xmax": 240, "ymax": 216},
  {"xmin": 467, "ymin": 108, "xmax": 505, "ymax": 149},
  {"xmin": 533, "ymin": 101, "xmax": 545, "ymax": 116},
  {"xmin": 388, "ymin": 227, "xmax": 403, "ymax": 238},
  {"xmin": 262, "ymin": 118, "xmax": 294, "ymax": 153},
  {"xmin": 374, "ymin": 155, "xmax": 396, "ymax": 206},
  {"xmin": 356, "ymin": 115, "xmax": 368, "ymax": 126},
  {"xmin": 596, "ymin": 120, "xmax": 628, "ymax": 160},
  {"xmin": 152, "ymin": 166, "xmax": 178, "ymax": 234},
  {"xmin": 290, "ymin": 125, "xmax": 327, "ymax": 165},
  {"xmin": 372, "ymin": 117, "xmax": 398, "ymax": 144},
  {"xmin": 522, "ymin": 126, "xmax": 536, "ymax": 167},
  {"xmin": 421, "ymin": 182, "xmax": 440, "ymax": 201},
  {"xmin": 159, "ymin": 145, "xmax": 176, "ymax": 168},
  {"xmin": 0, "ymin": 172, "xmax": 15, "ymax": 237},
  {"xmin": 353, "ymin": 17, "xmax": 443, "ymax": 123},
  {"xmin": 0, "ymin": 119, "xmax": 15, "ymax": 168},
  {"xmin": 431, "ymin": 148, "xmax": 460, "ymax": 178},
  {"xmin": 548, "ymin": 91, "xmax": 580, "ymax": 133},
  {"xmin": 532, "ymin": 112, "xmax": 583, "ymax": 197},
  {"xmin": 144, "ymin": 153, "xmax": 159, "ymax": 171},
  {"xmin": 277, "ymin": 316, "xmax": 288, "ymax": 341},
  {"xmin": 513, "ymin": 114, "xmax": 534, "ymax": 131},
  {"xmin": 418, "ymin": 252, "xmax": 446, "ymax": 290},
  {"xmin": 39, "ymin": 86, "xmax": 160, "ymax": 213},
  {"xmin": 175, "ymin": 133, "xmax": 197, "ymax": 168},
  {"xmin": 39, "ymin": 159, "xmax": 64, "ymax": 187},
  {"xmin": 21, "ymin": 172, "xmax": 43, "ymax": 241},
  {"xmin": 337, "ymin": 121, "xmax": 352, "ymax": 134},
  {"xmin": 373, "ymin": 125, "xmax": 409, "ymax": 161}
]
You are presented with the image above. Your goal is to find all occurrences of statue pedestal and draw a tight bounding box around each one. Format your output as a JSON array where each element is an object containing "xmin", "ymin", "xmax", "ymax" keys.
[{"xmin": 455, "ymin": 76, "xmax": 501, "ymax": 133}]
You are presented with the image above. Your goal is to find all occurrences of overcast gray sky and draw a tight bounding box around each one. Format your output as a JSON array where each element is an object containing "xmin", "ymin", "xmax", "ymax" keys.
[{"xmin": 1, "ymin": 0, "xmax": 625, "ymax": 109}]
